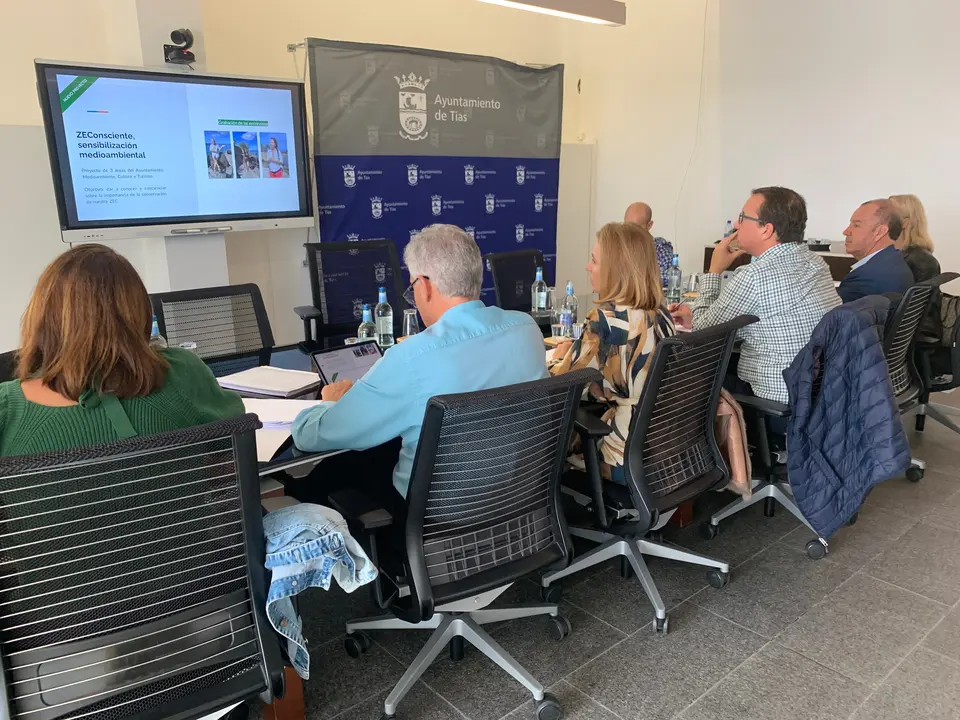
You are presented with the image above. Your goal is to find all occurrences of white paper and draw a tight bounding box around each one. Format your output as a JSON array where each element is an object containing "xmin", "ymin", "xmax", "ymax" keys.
[
  {"xmin": 243, "ymin": 398, "xmax": 323, "ymax": 429},
  {"xmin": 255, "ymin": 428, "xmax": 295, "ymax": 463},
  {"xmin": 218, "ymin": 366, "xmax": 320, "ymax": 397},
  {"xmin": 244, "ymin": 398, "xmax": 323, "ymax": 462}
]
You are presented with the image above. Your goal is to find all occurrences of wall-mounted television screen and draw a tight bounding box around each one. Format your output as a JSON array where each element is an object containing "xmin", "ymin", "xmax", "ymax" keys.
[{"xmin": 36, "ymin": 61, "xmax": 314, "ymax": 242}]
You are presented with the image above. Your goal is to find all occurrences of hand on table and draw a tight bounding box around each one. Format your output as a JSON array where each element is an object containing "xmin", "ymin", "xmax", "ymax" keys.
[
  {"xmin": 321, "ymin": 379, "xmax": 354, "ymax": 402},
  {"xmin": 668, "ymin": 302, "xmax": 693, "ymax": 330}
]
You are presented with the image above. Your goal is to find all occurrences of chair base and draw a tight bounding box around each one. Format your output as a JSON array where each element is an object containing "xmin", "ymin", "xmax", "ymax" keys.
[
  {"xmin": 916, "ymin": 401, "xmax": 960, "ymax": 436},
  {"xmin": 540, "ymin": 528, "xmax": 729, "ymax": 630},
  {"xmin": 346, "ymin": 604, "xmax": 560, "ymax": 717},
  {"xmin": 708, "ymin": 480, "xmax": 831, "ymax": 559}
]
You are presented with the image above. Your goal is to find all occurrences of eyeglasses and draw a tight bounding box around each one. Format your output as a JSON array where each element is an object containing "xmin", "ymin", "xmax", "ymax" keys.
[
  {"xmin": 403, "ymin": 275, "xmax": 429, "ymax": 308},
  {"xmin": 738, "ymin": 212, "xmax": 764, "ymax": 226}
]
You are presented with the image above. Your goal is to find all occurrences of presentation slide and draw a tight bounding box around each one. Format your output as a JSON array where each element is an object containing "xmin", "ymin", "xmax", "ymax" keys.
[{"xmin": 46, "ymin": 70, "xmax": 306, "ymax": 226}]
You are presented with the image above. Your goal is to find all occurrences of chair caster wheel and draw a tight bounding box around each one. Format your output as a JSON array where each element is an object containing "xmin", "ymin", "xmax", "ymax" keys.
[
  {"xmin": 653, "ymin": 616, "xmax": 669, "ymax": 634},
  {"xmin": 540, "ymin": 584, "xmax": 563, "ymax": 604},
  {"xmin": 549, "ymin": 615, "xmax": 572, "ymax": 641},
  {"xmin": 706, "ymin": 569, "xmax": 729, "ymax": 589},
  {"xmin": 536, "ymin": 693, "xmax": 563, "ymax": 720},
  {"xmin": 380, "ymin": 715, "xmax": 395, "ymax": 720},
  {"xmin": 344, "ymin": 632, "xmax": 372, "ymax": 658},
  {"xmin": 806, "ymin": 539, "xmax": 828, "ymax": 560},
  {"xmin": 847, "ymin": 512, "xmax": 859, "ymax": 527},
  {"xmin": 907, "ymin": 466, "xmax": 924, "ymax": 483},
  {"xmin": 699, "ymin": 522, "xmax": 719, "ymax": 540}
]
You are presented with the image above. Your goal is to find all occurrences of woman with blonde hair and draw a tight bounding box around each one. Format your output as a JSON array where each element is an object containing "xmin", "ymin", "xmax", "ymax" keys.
[
  {"xmin": 889, "ymin": 193, "xmax": 941, "ymax": 282},
  {"xmin": 0, "ymin": 244, "xmax": 243, "ymax": 455},
  {"xmin": 551, "ymin": 222, "xmax": 675, "ymax": 483}
]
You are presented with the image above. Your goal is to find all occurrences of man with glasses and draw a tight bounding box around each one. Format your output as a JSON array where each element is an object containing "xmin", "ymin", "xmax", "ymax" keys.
[
  {"xmin": 290, "ymin": 224, "xmax": 547, "ymax": 507},
  {"xmin": 669, "ymin": 186, "xmax": 840, "ymax": 403}
]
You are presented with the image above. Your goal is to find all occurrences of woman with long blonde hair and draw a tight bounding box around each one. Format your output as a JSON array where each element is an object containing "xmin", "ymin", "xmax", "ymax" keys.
[
  {"xmin": 889, "ymin": 194, "xmax": 940, "ymax": 282},
  {"xmin": 550, "ymin": 222, "xmax": 675, "ymax": 483}
]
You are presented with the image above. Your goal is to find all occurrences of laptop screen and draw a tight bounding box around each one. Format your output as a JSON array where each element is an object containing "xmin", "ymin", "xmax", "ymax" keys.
[{"xmin": 311, "ymin": 341, "xmax": 383, "ymax": 385}]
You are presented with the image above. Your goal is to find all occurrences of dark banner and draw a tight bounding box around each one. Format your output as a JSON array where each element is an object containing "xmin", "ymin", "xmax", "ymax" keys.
[{"xmin": 307, "ymin": 38, "xmax": 563, "ymax": 323}]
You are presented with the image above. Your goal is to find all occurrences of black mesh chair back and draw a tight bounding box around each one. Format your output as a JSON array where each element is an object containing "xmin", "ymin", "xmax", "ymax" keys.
[
  {"xmin": 151, "ymin": 284, "xmax": 274, "ymax": 368},
  {"xmin": 305, "ymin": 240, "xmax": 407, "ymax": 337},
  {"xmin": 485, "ymin": 250, "xmax": 545, "ymax": 312},
  {"xmin": 0, "ymin": 350, "xmax": 16, "ymax": 384},
  {"xmin": 883, "ymin": 274, "xmax": 958, "ymax": 401},
  {"xmin": 402, "ymin": 369, "xmax": 599, "ymax": 619},
  {"xmin": 0, "ymin": 415, "xmax": 283, "ymax": 720},
  {"xmin": 625, "ymin": 316, "xmax": 758, "ymax": 525}
]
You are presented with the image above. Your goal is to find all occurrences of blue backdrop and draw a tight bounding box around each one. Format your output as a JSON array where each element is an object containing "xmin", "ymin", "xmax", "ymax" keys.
[{"xmin": 307, "ymin": 39, "xmax": 563, "ymax": 320}]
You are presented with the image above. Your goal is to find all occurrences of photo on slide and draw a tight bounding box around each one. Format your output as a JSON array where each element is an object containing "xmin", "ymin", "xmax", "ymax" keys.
[
  {"xmin": 204, "ymin": 130, "xmax": 234, "ymax": 179},
  {"xmin": 232, "ymin": 131, "xmax": 261, "ymax": 179},
  {"xmin": 259, "ymin": 133, "xmax": 289, "ymax": 179}
]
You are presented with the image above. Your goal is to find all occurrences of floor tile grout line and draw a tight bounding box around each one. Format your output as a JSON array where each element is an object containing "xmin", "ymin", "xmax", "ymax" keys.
[
  {"xmin": 843, "ymin": 590, "xmax": 960, "ymax": 719},
  {"xmin": 918, "ymin": 515, "xmax": 960, "ymax": 534},
  {"xmin": 667, "ymin": 640, "xmax": 774, "ymax": 720},
  {"xmin": 857, "ymin": 570, "xmax": 954, "ymax": 607},
  {"xmin": 768, "ymin": 641, "xmax": 876, "ymax": 691},
  {"xmin": 698, "ymin": 605, "xmax": 772, "ymax": 640},
  {"xmin": 556, "ymin": 679, "xmax": 629, "ymax": 720},
  {"xmin": 916, "ymin": 646, "xmax": 960, "ymax": 669}
]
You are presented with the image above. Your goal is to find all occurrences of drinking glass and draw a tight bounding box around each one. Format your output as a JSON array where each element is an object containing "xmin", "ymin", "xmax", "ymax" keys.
[{"xmin": 402, "ymin": 309, "xmax": 420, "ymax": 337}]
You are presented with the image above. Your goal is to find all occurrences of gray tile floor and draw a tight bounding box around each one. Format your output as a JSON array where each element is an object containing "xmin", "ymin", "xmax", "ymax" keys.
[{"xmin": 263, "ymin": 414, "xmax": 960, "ymax": 720}]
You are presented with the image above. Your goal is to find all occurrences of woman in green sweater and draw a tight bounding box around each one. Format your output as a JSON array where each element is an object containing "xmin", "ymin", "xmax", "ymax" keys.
[{"xmin": 0, "ymin": 244, "xmax": 244, "ymax": 456}]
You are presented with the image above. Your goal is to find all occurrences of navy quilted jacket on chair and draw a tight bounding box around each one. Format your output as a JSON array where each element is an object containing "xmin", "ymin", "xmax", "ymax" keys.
[{"xmin": 783, "ymin": 296, "xmax": 911, "ymax": 539}]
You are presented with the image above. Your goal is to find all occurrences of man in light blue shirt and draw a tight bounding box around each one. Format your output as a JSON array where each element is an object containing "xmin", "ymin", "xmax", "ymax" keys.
[{"xmin": 292, "ymin": 224, "xmax": 548, "ymax": 498}]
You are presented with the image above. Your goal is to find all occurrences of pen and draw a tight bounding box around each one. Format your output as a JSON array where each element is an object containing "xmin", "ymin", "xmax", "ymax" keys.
[{"xmin": 331, "ymin": 373, "xmax": 339, "ymax": 382}]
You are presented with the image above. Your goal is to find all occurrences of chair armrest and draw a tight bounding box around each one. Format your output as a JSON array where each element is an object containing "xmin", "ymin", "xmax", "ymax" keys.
[
  {"xmin": 328, "ymin": 488, "xmax": 394, "ymax": 531},
  {"xmin": 294, "ymin": 305, "xmax": 323, "ymax": 320},
  {"xmin": 575, "ymin": 409, "xmax": 613, "ymax": 438},
  {"xmin": 734, "ymin": 394, "xmax": 791, "ymax": 418},
  {"xmin": 294, "ymin": 306, "xmax": 324, "ymax": 344}
]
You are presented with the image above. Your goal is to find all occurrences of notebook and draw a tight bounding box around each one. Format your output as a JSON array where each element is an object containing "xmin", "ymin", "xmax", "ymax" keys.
[{"xmin": 218, "ymin": 366, "xmax": 322, "ymax": 398}]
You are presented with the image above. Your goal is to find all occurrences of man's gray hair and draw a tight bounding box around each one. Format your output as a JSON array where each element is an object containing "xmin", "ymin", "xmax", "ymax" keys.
[{"xmin": 404, "ymin": 224, "xmax": 483, "ymax": 299}]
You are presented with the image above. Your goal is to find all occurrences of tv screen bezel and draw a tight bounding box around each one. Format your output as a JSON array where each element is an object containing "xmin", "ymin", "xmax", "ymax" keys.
[{"xmin": 35, "ymin": 60, "xmax": 314, "ymax": 237}]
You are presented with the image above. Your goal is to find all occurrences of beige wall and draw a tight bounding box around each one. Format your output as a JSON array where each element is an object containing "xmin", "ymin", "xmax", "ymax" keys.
[{"xmin": 0, "ymin": 0, "xmax": 720, "ymax": 348}]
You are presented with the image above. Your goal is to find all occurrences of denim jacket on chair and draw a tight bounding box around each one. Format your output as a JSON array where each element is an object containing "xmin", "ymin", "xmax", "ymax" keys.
[{"xmin": 263, "ymin": 503, "xmax": 377, "ymax": 679}]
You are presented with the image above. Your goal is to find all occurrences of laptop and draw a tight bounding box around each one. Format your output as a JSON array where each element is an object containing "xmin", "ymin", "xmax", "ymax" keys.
[{"xmin": 310, "ymin": 340, "xmax": 384, "ymax": 386}]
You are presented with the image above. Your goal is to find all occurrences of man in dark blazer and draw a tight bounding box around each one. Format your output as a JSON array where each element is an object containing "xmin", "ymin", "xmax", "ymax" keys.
[{"xmin": 838, "ymin": 199, "xmax": 914, "ymax": 303}]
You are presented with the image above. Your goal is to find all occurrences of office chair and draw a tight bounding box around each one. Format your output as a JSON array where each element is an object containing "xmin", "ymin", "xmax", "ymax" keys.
[
  {"xmin": 485, "ymin": 249, "xmax": 546, "ymax": 312},
  {"xmin": 540, "ymin": 316, "xmax": 757, "ymax": 633},
  {"xmin": 296, "ymin": 240, "xmax": 407, "ymax": 347},
  {"xmin": 151, "ymin": 283, "xmax": 275, "ymax": 377},
  {"xmin": 705, "ymin": 275, "xmax": 956, "ymax": 559},
  {"xmin": 882, "ymin": 273, "xmax": 958, "ymax": 481},
  {"xmin": 0, "ymin": 415, "xmax": 287, "ymax": 720},
  {"xmin": 0, "ymin": 349, "xmax": 17, "ymax": 383},
  {"xmin": 329, "ymin": 369, "xmax": 601, "ymax": 720},
  {"xmin": 915, "ymin": 291, "xmax": 960, "ymax": 437}
]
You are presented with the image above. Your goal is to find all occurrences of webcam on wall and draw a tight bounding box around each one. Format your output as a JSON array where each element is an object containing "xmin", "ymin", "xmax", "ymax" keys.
[{"xmin": 164, "ymin": 28, "xmax": 196, "ymax": 65}]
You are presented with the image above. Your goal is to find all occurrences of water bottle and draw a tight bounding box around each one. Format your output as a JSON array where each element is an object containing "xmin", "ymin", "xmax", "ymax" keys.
[
  {"xmin": 150, "ymin": 315, "xmax": 167, "ymax": 348},
  {"xmin": 560, "ymin": 307, "xmax": 573, "ymax": 337},
  {"xmin": 724, "ymin": 220, "xmax": 734, "ymax": 237},
  {"xmin": 374, "ymin": 287, "xmax": 394, "ymax": 347},
  {"xmin": 357, "ymin": 305, "xmax": 377, "ymax": 342},
  {"xmin": 561, "ymin": 281, "xmax": 578, "ymax": 328},
  {"xmin": 666, "ymin": 254, "xmax": 683, "ymax": 304},
  {"xmin": 531, "ymin": 266, "xmax": 548, "ymax": 312}
]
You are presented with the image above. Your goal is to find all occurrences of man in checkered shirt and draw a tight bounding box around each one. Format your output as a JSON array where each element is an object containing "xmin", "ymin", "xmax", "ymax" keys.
[
  {"xmin": 670, "ymin": 187, "xmax": 840, "ymax": 403},
  {"xmin": 625, "ymin": 202, "xmax": 674, "ymax": 287}
]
